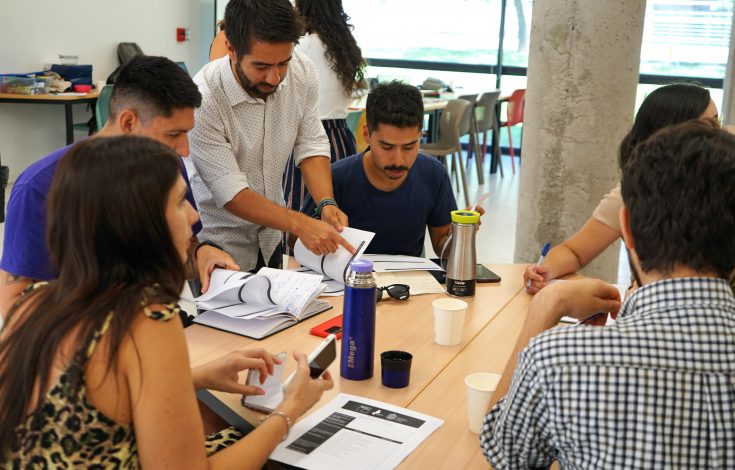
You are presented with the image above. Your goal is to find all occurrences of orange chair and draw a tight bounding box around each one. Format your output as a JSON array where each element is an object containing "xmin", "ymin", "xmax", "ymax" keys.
[{"xmin": 499, "ymin": 89, "xmax": 525, "ymax": 174}]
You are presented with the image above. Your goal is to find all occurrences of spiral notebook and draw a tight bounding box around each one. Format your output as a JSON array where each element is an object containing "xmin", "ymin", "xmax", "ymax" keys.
[{"xmin": 192, "ymin": 267, "xmax": 332, "ymax": 339}]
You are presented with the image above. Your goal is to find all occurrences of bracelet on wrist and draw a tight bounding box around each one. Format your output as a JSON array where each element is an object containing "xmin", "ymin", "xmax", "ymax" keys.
[
  {"xmin": 260, "ymin": 410, "xmax": 292, "ymax": 441},
  {"xmin": 313, "ymin": 198, "xmax": 338, "ymax": 219},
  {"xmin": 194, "ymin": 240, "xmax": 223, "ymax": 258}
]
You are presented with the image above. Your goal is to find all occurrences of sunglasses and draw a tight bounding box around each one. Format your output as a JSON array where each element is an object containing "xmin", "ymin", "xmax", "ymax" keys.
[{"xmin": 376, "ymin": 284, "xmax": 410, "ymax": 303}]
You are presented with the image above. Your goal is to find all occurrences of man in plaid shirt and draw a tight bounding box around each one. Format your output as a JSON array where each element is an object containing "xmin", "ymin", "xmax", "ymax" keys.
[{"xmin": 481, "ymin": 120, "xmax": 735, "ymax": 469}]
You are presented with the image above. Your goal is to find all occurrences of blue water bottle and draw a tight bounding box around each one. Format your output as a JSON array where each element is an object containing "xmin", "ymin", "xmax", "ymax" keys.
[{"xmin": 341, "ymin": 259, "xmax": 377, "ymax": 381}]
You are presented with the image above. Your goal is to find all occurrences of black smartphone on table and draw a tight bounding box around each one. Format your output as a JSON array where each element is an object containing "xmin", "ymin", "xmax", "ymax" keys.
[{"xmin": 429, "ymin": 259, "xmax": 502, "ymax": 284}]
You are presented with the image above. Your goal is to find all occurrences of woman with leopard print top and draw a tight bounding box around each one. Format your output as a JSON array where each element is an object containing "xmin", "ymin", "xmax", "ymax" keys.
[{"xmin": 0, "ymin": 137, "xmax": 332, "ymax": 468}]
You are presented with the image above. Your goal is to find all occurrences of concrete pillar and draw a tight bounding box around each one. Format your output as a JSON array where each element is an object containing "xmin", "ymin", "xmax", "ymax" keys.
[
  {"xmin": 514, "ymin": 0, "xmax": 646, "ymax": 283},
  {"xmin": 722, "ymin": 8, "xmax": 735, "ymax": 125}
]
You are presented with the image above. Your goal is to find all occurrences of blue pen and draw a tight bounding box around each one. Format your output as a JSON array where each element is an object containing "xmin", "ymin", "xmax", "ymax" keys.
[{"xmin": 526, "ymin": 242, "xmax": 551, "ymax": 289}]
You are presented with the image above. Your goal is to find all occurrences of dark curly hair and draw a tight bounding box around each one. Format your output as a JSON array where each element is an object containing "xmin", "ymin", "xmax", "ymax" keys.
[
  {"xmin": 366, "ymin": 81, "xmax": 424, "ymax": 133},
  {"xmin": 296, "ymin": 0, "xmax": 366, "ymax": 95},
  {"xmin": 621, "ymin": 120, "xmax": 735, "ymax": 278}
]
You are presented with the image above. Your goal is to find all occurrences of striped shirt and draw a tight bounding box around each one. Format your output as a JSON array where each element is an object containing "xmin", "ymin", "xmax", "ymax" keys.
[
  {"xmin": 186, "ymin": 54, "xmax": 330, "ymax": 271},
  {"xmin": 481, "ymin": 277, "xmax": 735, "ymax": 469}
]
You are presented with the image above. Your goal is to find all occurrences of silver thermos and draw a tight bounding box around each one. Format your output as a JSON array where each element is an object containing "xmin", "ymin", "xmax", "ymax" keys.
[{"xmin": 441, "ymin": 210, "xmax": 480, "ymax": 297}]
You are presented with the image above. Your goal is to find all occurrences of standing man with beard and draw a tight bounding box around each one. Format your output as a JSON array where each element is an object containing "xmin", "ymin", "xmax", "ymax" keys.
[{"xmin": 187, "ymin": 0, "xmax": 354, "ymax": 271}]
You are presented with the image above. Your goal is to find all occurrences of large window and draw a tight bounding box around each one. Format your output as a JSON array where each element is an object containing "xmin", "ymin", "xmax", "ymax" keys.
[
  {"xmin": 215, "ymin": 1, "xmax": 733, "ymax": 112},
  {"xmin": 502, "ymin": 0, "xmax": 533, "ymax": 67},
  {"xmin": 343, "ymin": 0, "xmax": 733, "ymax": 150},
  {"xmin": 344, "ymin": 0, "xmax": 500, "ymax": 65},
  {"xmin": 346, "ymin": 0, "xmax": 732, "ymax": 84},
  {"xmin": 640, "ymin": 0, "xmax": 733, "ymax": 79}
]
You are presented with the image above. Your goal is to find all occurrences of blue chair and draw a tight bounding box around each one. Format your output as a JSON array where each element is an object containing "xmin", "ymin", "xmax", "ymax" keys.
[{"xmin": 95, "ymin": 84, "xmax": 114, "ymax": 130}]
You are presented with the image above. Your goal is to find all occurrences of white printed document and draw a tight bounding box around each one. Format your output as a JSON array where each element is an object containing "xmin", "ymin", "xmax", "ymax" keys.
[
  {"xmin": 294, "ymin": 227, "xmax": 374, "ymax": 284},
  {"xmin": 374, "ymin": 271, "xmax": 444, "ymax": 296},
  {"xmin": 362, "ymin": 254, "xmax": 444, "ymax": 273},
  {"xmin": 271, "ymin": 393, "xmax": 443, "ymax": 470}
]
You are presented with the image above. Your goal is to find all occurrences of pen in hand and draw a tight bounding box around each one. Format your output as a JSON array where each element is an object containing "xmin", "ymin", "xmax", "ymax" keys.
[{"xmin": 526, "ymin": 242, "xmax": 551, "ymax": 289}]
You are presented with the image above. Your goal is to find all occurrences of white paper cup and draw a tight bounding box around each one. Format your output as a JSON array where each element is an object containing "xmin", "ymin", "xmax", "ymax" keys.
[
  {"xmin": 465, "ymin": 372, "xmax": 501, "ymax": 433},
  {"xmin": 432, "ymin": 298, "xmax": 467, "ymax": 346}
]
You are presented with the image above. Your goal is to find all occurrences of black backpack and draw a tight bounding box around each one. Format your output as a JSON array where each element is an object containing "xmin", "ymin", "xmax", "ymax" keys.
[
  {"xmin": 117, "ymin": 42, "xmax": 143, "ymax": 65},
  {"xmin": 106, "ymin": 42, "xmax": 144, "ymax": 84}
]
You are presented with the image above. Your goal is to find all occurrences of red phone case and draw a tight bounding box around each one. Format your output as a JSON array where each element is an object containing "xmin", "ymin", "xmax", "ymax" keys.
[{"xmin": 309, "ymin": 315, "xmax": 343, "ymax": 339}]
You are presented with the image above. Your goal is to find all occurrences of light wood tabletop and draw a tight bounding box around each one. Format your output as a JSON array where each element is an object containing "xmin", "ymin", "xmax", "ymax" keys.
[
  {"xmin": 421, "ymin": 98, "xmax": 449, "ymax": 112},
  {"xmin": 0, "ymin": 91, "xmax": 99, "ymax": 101},
  {"xmin": 401, "ymin": 289, "xmax": 532, "ymax": 469},
  {"xmin": 186, "ymin": 263, "xmax": 527, "ymax": 431}
]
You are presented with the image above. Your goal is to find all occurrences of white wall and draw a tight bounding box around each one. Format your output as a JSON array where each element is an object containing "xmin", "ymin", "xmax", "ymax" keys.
[{"xmin": 0, "ymin": 0, "xmax": 215, "ymax": 182}]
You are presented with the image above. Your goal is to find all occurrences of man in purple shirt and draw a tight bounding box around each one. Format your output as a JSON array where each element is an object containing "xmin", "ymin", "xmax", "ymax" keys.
[{"xmin": 0, "ymin": 56, "xmax": 238, "ymax": 317}]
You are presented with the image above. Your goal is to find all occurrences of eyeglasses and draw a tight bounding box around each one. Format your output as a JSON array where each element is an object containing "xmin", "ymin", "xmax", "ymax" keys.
[{"xmin": 376, "ymin": 284, "xmax": 410, "ymax": 303}]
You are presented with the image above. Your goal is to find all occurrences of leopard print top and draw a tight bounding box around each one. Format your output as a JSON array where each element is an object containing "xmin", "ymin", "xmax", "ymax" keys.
[{"xmin": 4, "ymin": 301, "xmax": 242, "ymax": 468}]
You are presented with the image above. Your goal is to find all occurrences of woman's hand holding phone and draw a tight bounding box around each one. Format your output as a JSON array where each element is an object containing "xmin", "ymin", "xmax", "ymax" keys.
[
  {"xmin": 277, "ymin": 351, "xmax": 334, "ymax": 421},
  {"xmin": 191, "ymin": 348, "xmax": 282, "ymax": 395}
]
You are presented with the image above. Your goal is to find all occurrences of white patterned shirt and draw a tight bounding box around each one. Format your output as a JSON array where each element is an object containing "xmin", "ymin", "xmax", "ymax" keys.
[
  {"xmin": 186, "ymin": 53, "xmax": 330, "ymax": 270},
  {"xmin": 481, "ymin": 277, "xmax": 735, "ymax": 469}
]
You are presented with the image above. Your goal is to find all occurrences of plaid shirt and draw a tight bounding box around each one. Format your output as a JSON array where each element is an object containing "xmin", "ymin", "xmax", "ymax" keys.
[{"xmin": 480, "ymin": 277, "xmax": 735, "ymax": 469}]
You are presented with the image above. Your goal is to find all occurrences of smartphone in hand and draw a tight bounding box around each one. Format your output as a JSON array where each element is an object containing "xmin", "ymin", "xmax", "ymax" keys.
[
  {"xmin": 241, "ymin": 351, "xmax": 287, "ymax": 413},
  {"xmin": 282, "ymin": 334, "xmax": 337, "ymax": 389}
]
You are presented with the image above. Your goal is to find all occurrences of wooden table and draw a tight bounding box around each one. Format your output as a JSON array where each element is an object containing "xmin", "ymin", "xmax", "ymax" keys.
[
  {"xmin": 403, "ymin": 289, "xmax": 531, "ymax": 468},
  {"xmin": 0, "ymin": 91, "xmax": 99, "ymax": 145},
  {"xmin": 186, "ymin": 263, "xmax": 529, "ymax": 468}
]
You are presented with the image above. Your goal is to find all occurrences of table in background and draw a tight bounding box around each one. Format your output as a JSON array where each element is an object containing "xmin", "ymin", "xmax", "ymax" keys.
[
  {"xmin": 422, "ymin": 98, "xmax": 448, "ymax": 143},
  {"xmin": 185, "ymin": 264, "xmax": 526, "ymax": 451},
  {"xmin": 0, "ymin": 92, "xmax": 99, "ymax": 145},
  {"xmin": 348, "ymin": 96, "xmax": 448, "ymax": 145}
]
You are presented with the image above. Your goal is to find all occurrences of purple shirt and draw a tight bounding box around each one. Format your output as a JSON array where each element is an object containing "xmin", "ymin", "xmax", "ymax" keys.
[{"xmin": 0, "ymin": 145, "xmax": 202, "ymax": 280}]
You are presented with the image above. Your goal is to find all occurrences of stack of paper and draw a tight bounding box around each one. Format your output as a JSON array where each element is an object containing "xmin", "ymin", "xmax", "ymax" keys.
[
  {"xmin": 363, "ymin": 254, "xmax": 444, "ymax": 272},
  {"xmin": 374, "ymin": 271, "xmax": 444, "ymax": 296}
]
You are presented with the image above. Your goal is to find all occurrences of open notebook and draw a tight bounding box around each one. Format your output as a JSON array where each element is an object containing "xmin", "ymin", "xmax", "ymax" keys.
[{"xmin": 193, "ymin": 268, "xmax": 332, "ymax": 339}]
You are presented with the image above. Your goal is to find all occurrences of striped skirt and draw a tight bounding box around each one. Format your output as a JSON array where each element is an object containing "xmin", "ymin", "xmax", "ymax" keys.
[{"xmin": 283, "ymin": 118, "xmax": 357, "ymax": 212}]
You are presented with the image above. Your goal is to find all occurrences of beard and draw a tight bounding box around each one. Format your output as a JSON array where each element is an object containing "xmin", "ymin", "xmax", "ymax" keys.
[{"xmin": 233, "ymin": 58, "xmax": 280, "ymax": 99}]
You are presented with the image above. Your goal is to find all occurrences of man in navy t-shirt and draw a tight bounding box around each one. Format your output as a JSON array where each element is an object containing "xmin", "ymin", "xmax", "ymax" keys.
[
  {"xmin": 303, "ymin": 81, "xmax": 478, "ymax": 257},
  {"xmin": 0, "ymin": 56, "xmax": 239, "ymax": 317}
]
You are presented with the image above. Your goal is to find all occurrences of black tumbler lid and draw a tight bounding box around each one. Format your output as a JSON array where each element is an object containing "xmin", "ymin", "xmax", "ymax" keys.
[{"xmin": 381, "ymin": 350, "xmax": 413, "ymax": 371}]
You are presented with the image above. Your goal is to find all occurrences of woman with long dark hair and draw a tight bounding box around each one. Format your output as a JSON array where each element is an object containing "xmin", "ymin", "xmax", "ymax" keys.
[
  {"xmin": 284, "ymin": 0, "xmax": 367, "ymax": 211},
  {"xmin": 524, "ymin": 83, "xmax": 720, "ymax": 292},
  {"xmin": 0, "ymin": 136, "xmax": 332, "ymax": 467}
]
